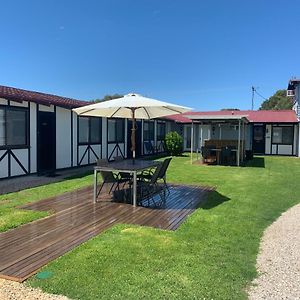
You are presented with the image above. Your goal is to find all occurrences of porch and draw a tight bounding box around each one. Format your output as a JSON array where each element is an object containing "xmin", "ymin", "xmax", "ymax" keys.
[{"xmin": 0, "ymin": 183, "xmax": 211, "ymax": 282}]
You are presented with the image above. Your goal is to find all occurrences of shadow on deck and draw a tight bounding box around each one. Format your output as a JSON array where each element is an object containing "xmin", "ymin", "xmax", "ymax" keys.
[{"xmin": 0, "ymin": 184, "xmax": 212, "ymax": 282}]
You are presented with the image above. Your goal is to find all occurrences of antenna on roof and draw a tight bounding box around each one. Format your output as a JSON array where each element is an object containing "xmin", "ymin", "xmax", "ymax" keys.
[{"xmin": 251, "ymin": 86, "xmax": 255, "ymax": 110}]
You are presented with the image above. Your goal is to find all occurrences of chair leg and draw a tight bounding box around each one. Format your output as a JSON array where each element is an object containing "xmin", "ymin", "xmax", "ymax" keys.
[
  {"xmin": 97, "ymin": 182, "xmax": 105, "ymax": 197},
  {"xmin": 108, "ymin": 182, "xmax": 116, "ymax": 194}
]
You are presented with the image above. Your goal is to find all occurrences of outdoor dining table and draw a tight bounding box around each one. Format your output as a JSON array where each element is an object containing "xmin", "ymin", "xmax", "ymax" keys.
[{"xmin": 93, "ymin": 159, "xmax": 161, "ymax": 207}]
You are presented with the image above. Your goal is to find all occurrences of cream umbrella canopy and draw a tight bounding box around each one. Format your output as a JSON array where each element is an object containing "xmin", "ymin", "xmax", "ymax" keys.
[{"xmin": 73, "ymin": 93, "xmax": 191, "ymax": 160}]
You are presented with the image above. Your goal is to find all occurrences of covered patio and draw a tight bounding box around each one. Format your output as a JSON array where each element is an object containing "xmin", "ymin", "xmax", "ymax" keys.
[{"xmin": 186, "ymin": 114, "xmax": 250, "ymax": 166}]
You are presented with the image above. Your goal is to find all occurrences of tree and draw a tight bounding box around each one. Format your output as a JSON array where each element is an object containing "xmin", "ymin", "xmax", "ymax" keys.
[
  {"xmin": 259, "ymin": 90, "xmax": 293, "ymax": 110},
  {"xmin": 93, "ymin": 94, "xmax": 123, "ymax": 103}
]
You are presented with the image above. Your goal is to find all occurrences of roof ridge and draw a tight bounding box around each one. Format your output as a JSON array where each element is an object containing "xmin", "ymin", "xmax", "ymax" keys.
[{"xmin": 0, "ymin": 84, "xmax": 86, "ymax": 103}]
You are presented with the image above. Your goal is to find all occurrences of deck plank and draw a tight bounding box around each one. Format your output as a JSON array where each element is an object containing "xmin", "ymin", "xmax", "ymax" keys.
[{"xmin": 0, "ymin": 184, "xmax": 211, "ymax": 282}]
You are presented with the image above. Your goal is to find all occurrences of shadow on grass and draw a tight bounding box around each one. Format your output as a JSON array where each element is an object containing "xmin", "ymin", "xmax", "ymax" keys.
[
  {"xmin": 64, "ymin": 170, "xmax": 93, "ymax": 180},
  {"xmin": 201, "ymin": 190, "xmax": 231, "ymax": 210},
  {"xmin": 243, "ymin": 157, "xmax": 265, "ymax": 168}
]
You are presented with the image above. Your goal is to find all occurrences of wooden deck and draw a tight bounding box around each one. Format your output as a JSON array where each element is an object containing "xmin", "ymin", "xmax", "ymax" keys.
[{"xmin": 0, "ymin": 184, "xmax": 211, "ymax": 282}]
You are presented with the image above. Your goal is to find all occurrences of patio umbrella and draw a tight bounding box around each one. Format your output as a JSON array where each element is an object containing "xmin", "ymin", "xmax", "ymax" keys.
[{"xmin": 73, "ymin": 93, "xmax": 191, "ymax": 160}]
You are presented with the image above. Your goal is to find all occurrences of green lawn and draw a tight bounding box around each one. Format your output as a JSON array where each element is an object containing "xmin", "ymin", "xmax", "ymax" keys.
[
  {"xmin": 0, "ymin": 171, "xmax": 93, "ymax": 232},
  {"xmin": 2, "ymin": 156, "xmax": 300, "ymax": 299}
]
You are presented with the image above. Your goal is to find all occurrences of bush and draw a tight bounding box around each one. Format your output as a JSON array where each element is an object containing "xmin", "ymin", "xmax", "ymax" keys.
[{"xmin": 165, "ymin": 131, "xmax": 183, "ymax": 156}]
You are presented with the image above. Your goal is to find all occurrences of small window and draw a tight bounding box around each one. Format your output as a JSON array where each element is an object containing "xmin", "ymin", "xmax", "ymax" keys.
[
  {"xmin": 157, "ymin": 122, "xmax": 166, "ymax": 141},
  {"xmin": 78, "ymin": 117, "xmax": 101, "ymax": 144},
  {"xmin": 272, "ymin": 126, "xmax": 293, "ymax": 144},
  {"xmin": 0, "ymin": 107, "xmax": 28, "ymax": 148},
  {"xmin": 144, "ymin": 121, "xmax": 154, "ymax": 141},
  {"xmin": 108, "ymin": 119, "xmax": 125, "ymax": 143}
]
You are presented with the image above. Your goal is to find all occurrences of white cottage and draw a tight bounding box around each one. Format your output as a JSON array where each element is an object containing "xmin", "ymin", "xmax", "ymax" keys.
[{"xmin": 0, "ymin": 85, "xmax": 170, "ymax": 179}]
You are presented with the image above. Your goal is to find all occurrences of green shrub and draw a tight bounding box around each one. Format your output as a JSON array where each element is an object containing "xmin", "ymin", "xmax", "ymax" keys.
[{"xmin": 165, "ymin": 131, "xmax": 183, "ymax": 156}]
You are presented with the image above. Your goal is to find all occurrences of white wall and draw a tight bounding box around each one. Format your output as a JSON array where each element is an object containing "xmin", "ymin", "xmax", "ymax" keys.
[
  {"xmin": 10, "ymin": 149, "xmax": 28, "ymax": 176},
  {"xmin": 265, "ymin": 124, "xmax": 272, "ymax": 155},
  {"xmin": 72, "ymin": 112, "xmax": 78, "ymax": 166},
  {"xmin": 30, "ymin": 102, "xmax": 37, "ymax": 173},
  {"xmin": 0, "ymin": 150, "xmax": 8, "ymax": 178},
  {"xmin": 56, "ymin": 107, "xmax": 72, "ymax": 169}
]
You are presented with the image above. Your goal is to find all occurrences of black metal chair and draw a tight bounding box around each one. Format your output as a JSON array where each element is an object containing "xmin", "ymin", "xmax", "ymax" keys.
[
  {"xmin": 220, "ymin": 146, "xmax": 234, "ymax": 165},
  {"xmin": 157, "ymin": 157, "xmax": 172, "ymax": 194},
  {"xmin": 114, "ymin": 156, "xmax": 132, "ymax": 181},
  {"xmin": 201, "ymin": 146, "xmax": 217, "ymax": 164},
  {"xmin": 138, "ymin": 158, "xmax": 172, "ymax": 192},
  {"xmin": 96, "ymin": 158, "xmax": 131, "ymax": 198},
  {"xmin": 137, "ymin": 163, "xmax": 166, "ymax": 207}
]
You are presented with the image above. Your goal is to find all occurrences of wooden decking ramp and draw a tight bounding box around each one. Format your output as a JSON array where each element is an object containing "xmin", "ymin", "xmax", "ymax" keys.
[{"xmin": 0, "ymin": 184, "xmax": 211, "ymax": 282}]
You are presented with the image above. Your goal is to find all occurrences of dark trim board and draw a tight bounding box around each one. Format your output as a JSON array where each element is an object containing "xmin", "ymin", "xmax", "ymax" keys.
[{"xmin": 71, "ymin": 110, "xmax": 73, "ymax": 167}]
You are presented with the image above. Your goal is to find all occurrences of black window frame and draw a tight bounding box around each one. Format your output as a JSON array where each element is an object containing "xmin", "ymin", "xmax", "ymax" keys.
[
  {"xmin": 0, "ymin": 105, "xmax": 29, "ymax": 149},
  {"xmin": 271, "ymin": 125, "xmax": 294, "ymax": 145},
  {"xmin": 156, "ymin": 121, "xmax": 166, "ymax": 141},
  {"xmin": 78, "ymin": 116, "xmax": 102, "ymax": 145},
  {"xmin": 107, "ymin": 118, "xmax": 125, "ymax": 143},
  {"xmin": 143, "ymin": 120, "xmax": 155, "ymax": 141}
]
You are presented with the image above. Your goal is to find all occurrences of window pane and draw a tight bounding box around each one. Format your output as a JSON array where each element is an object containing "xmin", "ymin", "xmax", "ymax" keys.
[
  {"xmin": 144, "ymin": 122, "xmax": 149, "ymax": 140},
  {"xmin": 149, "ymin": 122, "xmax": 154, "ymax": 140},
  {"xmin": 108, "ymin": 119, "xmax": 116, "ymax": 142},
  {"xmin": 272, "ymin": 127, "xmax": 282, "ymax": 144},
  {"xmin": 6, "ymin": 109, "xmax": 27, "ymax": 146},
  {"xmin": 157, "ymin": 123, "xmax": 165, "ymax": 140},
  {"xmin": 0, "ymin": 109, "xmax": 5, "ymax": 146},
  {"xmin": 79, "ymin": 117, "xmax": 89, "ymax": 144},
  {"xmin": 90, "ymin": 118, "xmax": 101, "ymax": 143},
  {"xmin": 282, "ymin": 127, "xmax": 293, "ymax": 144},
  {"xmin": 116, "ymin": 119, "xmax": 124, "ymax": 142},
  {"xmin": 144, "ymin": 121, "xmax": 154, "ymax": 141}
]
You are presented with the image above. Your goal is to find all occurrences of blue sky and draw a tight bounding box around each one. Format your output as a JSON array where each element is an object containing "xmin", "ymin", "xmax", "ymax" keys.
[{"xmin": 0, "ymin": 0, "xmax": 300, "ymax": 110}]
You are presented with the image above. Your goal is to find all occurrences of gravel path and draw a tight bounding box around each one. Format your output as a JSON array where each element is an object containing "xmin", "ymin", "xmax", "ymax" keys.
[
  {"xmin": 248, "ymin": 203, "xmax": 300, "ymax": 300},
  {"xmin": 0, "ymin": 279, "xmax": 71, "ymax": 300}
]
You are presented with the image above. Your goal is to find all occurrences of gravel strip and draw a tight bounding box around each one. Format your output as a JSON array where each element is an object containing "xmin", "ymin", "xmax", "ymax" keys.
[
  {"xmin": 248, "ymin": 203, "xmax": 300, "ymax": 300},
  {"xmin": 0, "ymin": 279, "xmax": 71, "ymax": 300}
]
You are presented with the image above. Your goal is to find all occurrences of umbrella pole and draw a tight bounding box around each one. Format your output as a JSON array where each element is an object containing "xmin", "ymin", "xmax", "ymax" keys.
[{"xmin": 131, "ymin": 108, "xmax": 136, "ymax": 163}]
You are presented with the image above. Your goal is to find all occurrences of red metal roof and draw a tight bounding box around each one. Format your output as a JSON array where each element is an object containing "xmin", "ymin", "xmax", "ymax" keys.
[
  {"xmin": 166, "ymin": 110, "xmax": 298, "ymax": 123},
  {"xmin": 0, "ymin": 85, "xmax": 88, "ymax": 109}
]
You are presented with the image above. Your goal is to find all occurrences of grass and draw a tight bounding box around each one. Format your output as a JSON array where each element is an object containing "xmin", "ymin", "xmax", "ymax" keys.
[
  {"xmin": 0, "ymin": 171, "xmax": 93, "ymax": 232},
  {"xmin": 23, "ymin": 155, "xmax": 300, "ymax": 299}
]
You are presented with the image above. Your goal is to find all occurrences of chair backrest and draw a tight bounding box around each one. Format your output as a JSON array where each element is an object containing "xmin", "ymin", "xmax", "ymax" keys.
[
  {"xmin": 201, "ymin": 146, "xmax": 210, "ymax": 158},
  {"xmin": 100, "ymin": 171, "xmax": 116, "ymax": 183},
  {"xmin": 207, "ymin": 145, "xmax": 216, "ymax": 150},
  {"xmin": 221, "ymin": 147, "xmax": 231, "ymax": 157},
  {"xmin": 158, "ymin": 158, "xmax": 172, "ymax": 179},
  {"xmin": 149, "ymin": 163, "xmax": 164, "ymax": 184},
  {"xmin": 97, "ymin": 159, "xmax": 108, "ymax": 166}
]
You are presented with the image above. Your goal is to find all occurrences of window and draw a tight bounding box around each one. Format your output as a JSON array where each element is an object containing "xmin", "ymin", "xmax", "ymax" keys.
[
  {"xmin": 90, "ymin": 118, "xmax": 102, "ymax": 143},
  {"xmin": 272, "ymin": 126, "xmax": 293, "ymax": 144},
  {"xmin": 143, "ymin": 121, "xmax": 154, "ymax": 141},
  {"xmin": 0, "ymin": 107, "xmax": 28, "ymax": 148},
  {"xmin": 108, "ymin": 119, "xmax": 125, "ymax": 143},
  {"xmin": 78, "ymin": 116, "xmax": 101, "ymax": 144},
  {"xmin": 157, "ymin": 122, "xmax": 166, "ymax": 140}
]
